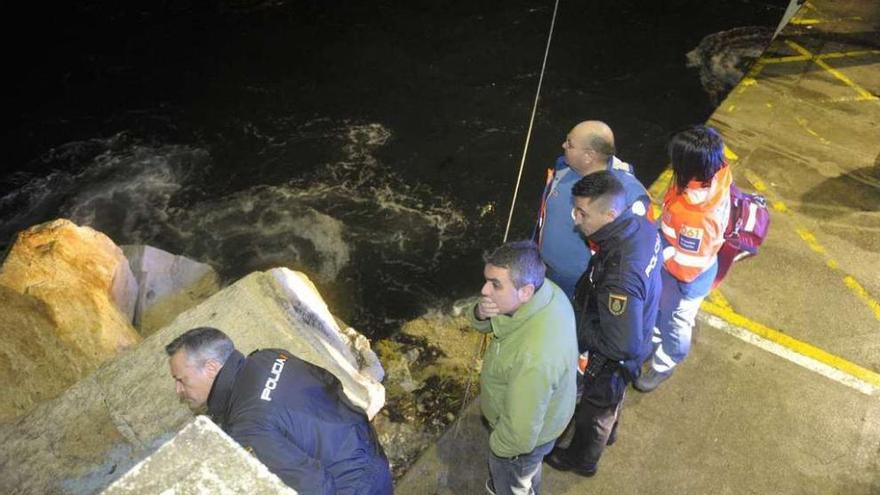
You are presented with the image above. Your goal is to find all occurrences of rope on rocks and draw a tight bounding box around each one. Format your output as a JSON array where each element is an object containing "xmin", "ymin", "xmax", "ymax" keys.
[{"xmin": 455, "ymin": 0, "xmax": 561, "ymax": 438}]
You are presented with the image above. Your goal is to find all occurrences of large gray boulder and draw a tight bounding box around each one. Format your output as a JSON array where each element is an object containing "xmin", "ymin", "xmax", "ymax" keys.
[
  {"xmin": 0, "ymin": 267, "xmax": 385, "ymax": 495},
  {"xmin": 101, "ymin": 416, "xmax": 297, "ymax": 495},
  {"xmin": 121, "ymin": 245, "xmax": 220, "ymax": 336}
]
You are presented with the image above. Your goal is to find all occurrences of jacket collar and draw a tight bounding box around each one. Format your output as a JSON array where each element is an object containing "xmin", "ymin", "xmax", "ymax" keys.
[
  {"xmin": 588, "ymin": 210, "xmax": 637, "ymax": 251},
  {"xmin": 207, "ymin": 349, "xmax": 246, "ymax": 423},
  {"xmin": 490, "ymin": 280, "xmax": 553, "ymax": 339},
  {"xmin": 676, "ymin": 164, "xmax": 732, "ymax": 209}
]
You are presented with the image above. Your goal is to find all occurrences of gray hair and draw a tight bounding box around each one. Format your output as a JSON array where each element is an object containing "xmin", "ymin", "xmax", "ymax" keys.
[
  {"xmin": 484, "ymin": 240, "xmax": 545, "ymax": 290},
  {"xmin": 587, "ymin": 133, "xmax": 616, "ymax": 159},
  {"xmin": 165, "ymin": 327, "xmax": 235, "ymax": 368}
]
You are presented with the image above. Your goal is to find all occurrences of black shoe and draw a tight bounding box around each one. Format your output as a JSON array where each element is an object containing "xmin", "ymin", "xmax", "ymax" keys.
[{"xmin": 545, "ymin": 449, "xmax": 598, "ymax": 478}]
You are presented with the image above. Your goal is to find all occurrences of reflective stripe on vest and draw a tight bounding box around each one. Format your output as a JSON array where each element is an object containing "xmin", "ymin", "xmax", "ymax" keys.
[
  {"xmin": 661, "ymin": 165, "xmax": 732, "ymax": 282},
  {"xmin": 536, "ymin": 167, "xmax": 570, "ymax": 249}
]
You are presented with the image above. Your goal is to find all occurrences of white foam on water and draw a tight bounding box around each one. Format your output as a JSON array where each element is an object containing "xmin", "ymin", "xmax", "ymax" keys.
[
  {"xmin": 1, "ymin": 123, "xmax": 470, "ymax": 295},
  {"xmin": 1, "ymin": 134, "xmax": 205, "ymax": 246},
  {"xmin": 64, "ymin": 145, "xmax": 207, "ymax": 243},
  {"xmin": 167, "ymin": 185, "xmax": 351, "ymax": 283}
]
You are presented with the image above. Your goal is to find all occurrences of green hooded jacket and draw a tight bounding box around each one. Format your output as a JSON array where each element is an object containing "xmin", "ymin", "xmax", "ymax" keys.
[{"xmin": 470, "ymin": 279, "xmax": 578, "ymax": 457}]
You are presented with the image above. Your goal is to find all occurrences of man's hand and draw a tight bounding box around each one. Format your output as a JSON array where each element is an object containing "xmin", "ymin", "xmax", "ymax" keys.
[{"xmin": 475, "ymin": 297, "xmax": 500, "ymax": 320}]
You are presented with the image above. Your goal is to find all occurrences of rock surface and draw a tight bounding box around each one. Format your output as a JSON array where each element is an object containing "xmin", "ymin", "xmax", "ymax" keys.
[
  {"xmin": 0, "ymin": 219, "xmax": 141, "ymax": 423},
  {"xmin": 101, "ymin": 416, "xmax": 297, "ymax": 495},
  {"xmin": 373, "ymin": 303, "xmax": 482, "ymax": 479},
  {"xmin": 121, "ymin": 244, "xmax": 220, "ymax": 335},
  {"xmin": 686, "ymin": 26, "xmax": 774, "ymax": 105},
  {"xmin": 0, "ymin": 267, "xmax": 384, "ymax": 495}
]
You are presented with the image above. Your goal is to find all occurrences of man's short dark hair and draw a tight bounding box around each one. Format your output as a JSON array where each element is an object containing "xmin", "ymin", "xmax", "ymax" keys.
[
  {"xmin": 572, "ymin": 170, "xmax": 626, "ymax": 214},
  {"xmin": 484, "ymin": 240, "xmax": 545, "ymax": 290},
  {"xmin": 165, "ymin": 327, "xmax": 235, "ymax": 367},
  {"xmin": 668, "ymin": 125, "xmax": 725, "ymax": 191}
]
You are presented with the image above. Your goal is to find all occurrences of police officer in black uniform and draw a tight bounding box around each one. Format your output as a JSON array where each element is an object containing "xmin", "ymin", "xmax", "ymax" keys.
[
  {"xmin": 545, "ymin": 171, "xmax": 661, "ymax": 477},
  {"xmin": 166, "ymin": 327, "xmax": 393, "ymax": 495}
]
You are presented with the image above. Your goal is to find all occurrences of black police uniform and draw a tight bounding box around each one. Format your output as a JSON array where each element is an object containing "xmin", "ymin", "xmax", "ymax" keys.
[
  {"xmin": 550, "ymin": 209, "xmax": 662, "ymax": 474},
  {"xmin": 207, "ymin": 348, "xmax": 393, "ymax": 495}
]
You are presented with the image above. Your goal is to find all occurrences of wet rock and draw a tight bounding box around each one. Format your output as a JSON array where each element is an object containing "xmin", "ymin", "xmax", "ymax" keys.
[
  {"xmin": 374, "ymin": 304, "xmax": 483, "ymax": 479},
  {"xmin": 686, "ymin": 26, "xmax": 774, "ymax": 105},
  {"xmin": 121, "ymin": 244, "xmax": 220, "ymax": 335},
  {"xmin": 0, "ymin": 267, "xmax": 383, "ymax": 495},
  {"xmin": 0, "ymin": 219, "xmax": 141, "ymax": 423},
  {"xmin": 101, "ymin": 416, "xmax": 296, "ymax": 495}
]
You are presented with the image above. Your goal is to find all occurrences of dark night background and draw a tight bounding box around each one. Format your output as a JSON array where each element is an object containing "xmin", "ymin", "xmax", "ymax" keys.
[{"xmin": 0, "ymin": 0, "xmax": 788, "ymax": 338}]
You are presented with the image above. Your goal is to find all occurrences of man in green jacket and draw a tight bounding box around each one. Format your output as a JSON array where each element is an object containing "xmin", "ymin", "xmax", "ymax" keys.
[{"xmin": 470, "ymin": 240, "xmax": 578, "ymax": 495}]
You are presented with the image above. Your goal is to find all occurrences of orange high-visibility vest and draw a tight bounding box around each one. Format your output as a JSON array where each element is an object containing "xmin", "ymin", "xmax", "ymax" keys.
[{"xmin": 660, "ymin": 165, "xmax": 732, "ymax": 282}]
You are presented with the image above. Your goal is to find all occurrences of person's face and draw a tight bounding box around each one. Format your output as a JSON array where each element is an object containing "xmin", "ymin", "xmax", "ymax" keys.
[
  {"xmin": 169, "ymin": 350, "xmax": 219, "ymax": 410},
  {"xmin": 480, "ymin": 263, "xmax": 531, "ymax": 315},
  {"xmin": 572, "ymin": 196, "xmax": 614, "ymax": 238},
  {"xmin": 562, "ymin": 129, "xmax": 597, "ymax": 175}
]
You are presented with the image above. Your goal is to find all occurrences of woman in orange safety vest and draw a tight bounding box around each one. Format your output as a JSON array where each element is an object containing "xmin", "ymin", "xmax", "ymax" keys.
[{"xmin": 634, "ymin": 125, "xmax": 731, "ymax": 393}]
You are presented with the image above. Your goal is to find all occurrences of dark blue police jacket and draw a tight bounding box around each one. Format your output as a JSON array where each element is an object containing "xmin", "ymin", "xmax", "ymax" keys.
[
  {"xmin": 207, "ymin": 349, "xmax": 393, "ymax": 495},
  {"xmin": 574, "ymin": 210, "xmax": 662, "ymax": 383}
]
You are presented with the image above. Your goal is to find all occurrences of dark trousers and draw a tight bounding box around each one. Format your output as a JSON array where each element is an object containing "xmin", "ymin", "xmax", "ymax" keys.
[{"xmin": 567, "ymin": 387, "xmax": 625, "ymax": 467}]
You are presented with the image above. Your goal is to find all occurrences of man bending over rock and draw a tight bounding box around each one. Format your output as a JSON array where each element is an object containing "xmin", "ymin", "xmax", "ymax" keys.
[{"xmin": 166, "ymin": 327, "xmax": 393, "ymax": 494}]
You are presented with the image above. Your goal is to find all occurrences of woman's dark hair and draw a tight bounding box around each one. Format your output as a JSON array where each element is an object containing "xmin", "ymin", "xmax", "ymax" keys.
[{"xmin": 668, "ymin": 125, "xmax": 726, "ymax": 191}]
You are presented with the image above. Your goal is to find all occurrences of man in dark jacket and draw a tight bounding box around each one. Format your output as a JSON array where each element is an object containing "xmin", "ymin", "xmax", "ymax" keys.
[
  {"xmin": 166, "ymin": 327, "xmax": 393, "ymax": 494},
  {"xmin": 545, "ymin": 171, "xmax": 661, "ymax": 477}
]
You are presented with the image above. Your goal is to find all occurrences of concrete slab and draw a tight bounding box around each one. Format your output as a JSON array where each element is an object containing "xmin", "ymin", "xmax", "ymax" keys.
[{"xmin": 101, "ymin": 416, "xmax": 296, "ymax": 495}]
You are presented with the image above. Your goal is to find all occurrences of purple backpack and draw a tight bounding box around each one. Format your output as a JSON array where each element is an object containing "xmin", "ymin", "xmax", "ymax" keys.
[{"xmin": 713, "ymin": 182, "xmax": 771, "ymax": 288}]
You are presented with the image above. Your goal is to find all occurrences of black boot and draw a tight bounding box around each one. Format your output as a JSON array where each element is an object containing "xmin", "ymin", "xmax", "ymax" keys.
[{"xmin": 544, "ymin": 448, "xmax": 598, "ymax": 477}]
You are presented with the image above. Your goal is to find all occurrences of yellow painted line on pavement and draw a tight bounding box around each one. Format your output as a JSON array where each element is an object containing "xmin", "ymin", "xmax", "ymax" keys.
[
  {"xmin": 701, "ymin": 300, "xmax": 880, "ymax": 387},
  {"xmin": 700, "ymin": 300, "xmax": 880, "ymax": 394},
  {"xmin": 843, "ymin": 277, "xmax": 880, "ymax": 321},
  {"xmin": 772, "ymin": 201, "xmax": 788, "ymax": 213},
  {"xmin": 762, "ymin": 54, "xmax": 811, "ymax": 64},
  {"xmin": 793, "ymin": 116, "xmax": 832, "ymax": 145},
  {"xmin": 786, "ymin": 40, "xmax": 879, "ymax": 101},
  {"xmin": 795, "ymin": 228, "xmax": 827, "ymax": 253},
  {"xmin": 813, "ymin": 56, "xmax": 878, "ymax": 100},
  {"xmin": 742, "ymin": 169, "xmax": 766, "ymax": 192},
  {"xmin": 707, "ymin": 289, "xmax": 733, "ymax": 311},
  {"xmin": 744, "ymin": 167, "xmax": 880, "ymax": 322},
  {"xmin": 820, "ymin": 49, "xmax": 880, "ymax": 60},
  {"xmin": 822, "ymin": 95, "xmax": 880, "ymax": 103},
  {"xmin": 790, "ymin": 16, "xmax": 864, "ymax": 25}
]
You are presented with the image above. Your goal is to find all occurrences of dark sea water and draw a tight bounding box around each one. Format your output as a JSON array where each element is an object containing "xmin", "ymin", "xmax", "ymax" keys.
[{"xmin": 0, "ymin": 0, "xmax": 787, "ymax": 338}]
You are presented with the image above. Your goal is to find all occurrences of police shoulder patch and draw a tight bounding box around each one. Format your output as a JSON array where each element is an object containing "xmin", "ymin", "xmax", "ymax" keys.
[{"xmin": 608, "ymin": 293, "xmax": 628, "ymax": 316}]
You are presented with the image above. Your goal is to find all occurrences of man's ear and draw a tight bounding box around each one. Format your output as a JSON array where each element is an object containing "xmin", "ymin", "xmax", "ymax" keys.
[
  {"xmin": 606, "ymin": 205, "xmax": 621, "ymax": 221},
  {"xmin": 518, "ymin": 283, "xmax": 536, "ymax": 302},
  {"xmin": 203, "ymin": 359, "xmax": 223, "ymax": 378}
]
